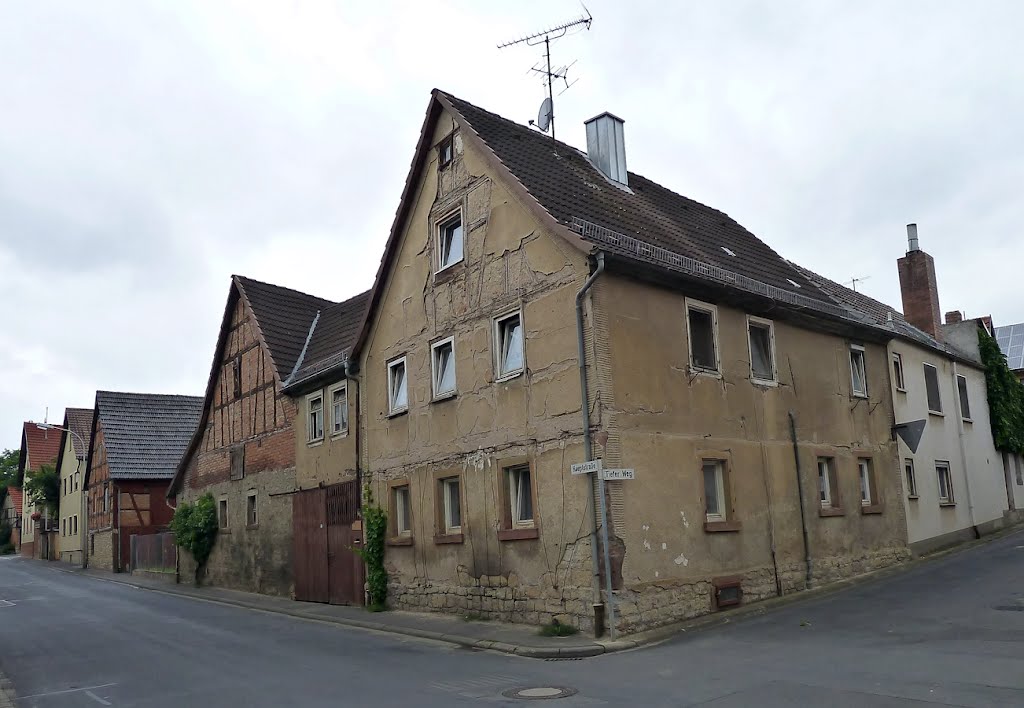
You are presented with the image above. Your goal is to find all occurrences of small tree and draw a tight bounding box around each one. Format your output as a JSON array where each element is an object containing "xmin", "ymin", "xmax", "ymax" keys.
[
  {"xmin": 170, "ymin": 493, "xmax": 219, "ymax": 585},
  {"xmin": 24, "ymin": 463, "xmax": 60, "ymax": 517}
]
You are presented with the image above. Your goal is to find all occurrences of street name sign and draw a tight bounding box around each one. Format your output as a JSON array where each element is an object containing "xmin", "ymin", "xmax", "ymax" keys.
[
  {"xmin": 570, "ymin": 460, "xmax": 603, "ymax": 475},
  {"xmin": 602, "ymin": 468, "xmax": 635, "ymax": 481}
]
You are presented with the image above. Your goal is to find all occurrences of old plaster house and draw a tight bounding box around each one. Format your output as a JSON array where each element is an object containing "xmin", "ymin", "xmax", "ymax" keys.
[
  {"xmin": 334, "ymin": 90, "xmax": 912, "ymax": 635},
  {"xmin": 17, "ymin": 421, "xmax": 62, "ymax": 558},
  {"xmin": 169, "ymin": 276, "xmax": 367, "ymax": 597},
  {"xmin": 55, "ymin": 407, "xmax": 93, "ymax": 565},
  {"xmin": 799, "ymin": 228, "xmax": 1018, "ymax": 555},
  {"xmin": 85, "ymin": 391, "xmax": 202, "ymax": 572}
]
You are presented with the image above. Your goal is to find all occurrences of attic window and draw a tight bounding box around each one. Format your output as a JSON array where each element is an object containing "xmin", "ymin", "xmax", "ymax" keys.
[
  {"xmin": 721, "ymin": 246, "xmax": 736, "ymax": 257},
  {"xmin": 786, "ymin": 279, "xmax": 802, "ymax": 289},
  {"xmin": 438, "ymin": 135, "xmax": 454, "ymax": 170}
]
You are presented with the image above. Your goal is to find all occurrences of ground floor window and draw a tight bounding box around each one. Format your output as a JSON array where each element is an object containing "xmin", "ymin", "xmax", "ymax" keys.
[
  {"xmin": 905, "ymin": 459, "xmax": 917, "ymax": 498},
  {"xmin": 246, "ymin": 492, "xmax": 258, "ymax": 528},
  {"xmin": 936, "ymin": 462, "xmax": 954, "ymax": 504},
  {"xmin": 702, "ymin": 460, "xmax": 727, "ymax": 521},
  {"xmin": 818, "ymin": 457, "xmax": 839, "ymax": 508}
]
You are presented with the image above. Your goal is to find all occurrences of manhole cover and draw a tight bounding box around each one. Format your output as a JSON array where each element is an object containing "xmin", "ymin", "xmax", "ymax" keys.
[{"xmin": 502, "ymin": 686, "xmax": 578, "ymax": 700}]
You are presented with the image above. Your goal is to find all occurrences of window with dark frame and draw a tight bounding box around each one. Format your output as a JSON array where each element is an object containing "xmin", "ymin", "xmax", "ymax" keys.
[
  {"xmin": 436, "ymin": 213, "xmax": 464, "ymax": 271},
  {"xmin": 956, "ymin": 374, "xmax": 971, "ymax": 420},
  {"xmin": 218, "ymin": 499, "xmax": 228, "ymax": 529},
  {"xmin": 892, "ymin": 352, "xmax": 906, "ymax": 391},
  {"xmin": 230, "ymin": 445, "xmax": 245, "ymax": 481},
  {"xmin": 233, "ymin": 355, "xmax": 242, "ymax": 399},
  {"xmin": 905, "ymin": 458, "xmax": 918, "ymax": 497},
  {"xmin": 438, "ymin": 135, "xmax": 454, "ymax": 169},
  {"xmin": 246, "ymin": 492, "xmax": 258, "ymax": 527},
  {"xmin": 924, "ymin": 363, "xmax": 942, "ymax": 413},
  {"xmin": 747, "ymin": 318, "xmax": 775, "ymax": 382},
  {"xmin": 687, "ymin": 304, "xmax": 718, "ymax": 372}
]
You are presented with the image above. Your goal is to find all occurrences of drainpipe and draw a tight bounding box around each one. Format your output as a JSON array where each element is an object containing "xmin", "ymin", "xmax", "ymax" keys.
[
  {"xmin": 575, "ymin": 251, "xmax": 616, "ymax": 639},
  {"xmin": 344, "ymin": 359, "xmax": 362, "ymax": 507},
  {"xmin": 788, "ymin": 412, "xmax": 812, "ymax": 588},
  {"xmin": 951, "ymin": 362, "xmax": 979, "ymax": 537}
]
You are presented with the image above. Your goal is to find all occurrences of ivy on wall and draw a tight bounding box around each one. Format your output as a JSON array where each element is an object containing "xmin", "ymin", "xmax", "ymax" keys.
[
  {"xmin": 979, "ymin": 327, "xmax": 1024, "ymax": 454},
  {"xmin": 356, "ymin": 486, "xmax": 388, "ymax": 611}
]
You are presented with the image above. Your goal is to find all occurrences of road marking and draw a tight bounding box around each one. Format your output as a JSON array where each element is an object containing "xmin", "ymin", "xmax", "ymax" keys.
[
  {"xmin": 84, "ymin": 690, "xmax": 113, "ymax": 705},
  {"xmin": 16, "ymin": 683, "xmax": 116, "ymax": 700}
]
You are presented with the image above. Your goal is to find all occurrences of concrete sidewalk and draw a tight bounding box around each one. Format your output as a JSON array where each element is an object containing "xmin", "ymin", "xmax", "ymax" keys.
[{"xmin": 49, "ymin": 562, "xmax": 637, "ymax": 658}]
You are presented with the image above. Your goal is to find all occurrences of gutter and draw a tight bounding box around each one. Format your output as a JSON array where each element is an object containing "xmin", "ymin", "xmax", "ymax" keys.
[{"xmin": 575, "ymin": 251, "xmax": 616, "ymax": 639}]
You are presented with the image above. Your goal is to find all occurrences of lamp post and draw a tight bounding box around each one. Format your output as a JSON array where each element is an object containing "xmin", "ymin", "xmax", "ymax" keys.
[{"xmin": 36, "ymin": 423, "xmax": 88, "ymax": 566}]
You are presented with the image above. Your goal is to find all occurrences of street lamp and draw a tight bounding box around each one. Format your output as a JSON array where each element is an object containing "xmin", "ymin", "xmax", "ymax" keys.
[{"xmin": 35, "ymin": 423, "xmax": 88, "ymax": 566}]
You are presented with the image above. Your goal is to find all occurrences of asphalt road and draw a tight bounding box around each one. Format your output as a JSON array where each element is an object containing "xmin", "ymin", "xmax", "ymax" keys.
[{"xmin": 2, "ymin": 530, "xmax": 1023, "ymax": 707}]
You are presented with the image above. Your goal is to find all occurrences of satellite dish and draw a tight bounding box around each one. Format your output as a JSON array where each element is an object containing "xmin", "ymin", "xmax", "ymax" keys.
[{"xmin": 537, "ymin": 97, "xmax": 552, "ymax": 133}]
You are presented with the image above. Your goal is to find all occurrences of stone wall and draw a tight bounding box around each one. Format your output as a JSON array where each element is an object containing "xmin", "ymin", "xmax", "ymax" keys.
[{"xmin": 89, "ymin": 530, "xmax": 114, "ymax": 571}]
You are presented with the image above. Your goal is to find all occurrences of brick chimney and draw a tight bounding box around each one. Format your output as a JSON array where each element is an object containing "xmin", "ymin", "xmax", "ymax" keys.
[
  {"xmin": 945, "ymin": 311, "xmax": 963, "ymax": 324},
  {"xmin": 897, "ymin": 223, "xmax": 942, "ymax": 340}
]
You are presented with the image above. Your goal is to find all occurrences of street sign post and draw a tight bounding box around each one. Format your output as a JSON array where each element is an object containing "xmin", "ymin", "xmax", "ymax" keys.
[
  {"xmin": 601, "ymin": 468, "xmax": 635, "ymax": 481},
  {"xmin": 570, "ymin": 459, "xmax": 603, "ymax": 475}
]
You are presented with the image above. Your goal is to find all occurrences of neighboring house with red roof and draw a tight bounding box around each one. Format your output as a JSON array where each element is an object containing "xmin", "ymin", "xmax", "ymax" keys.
[
  {"xmin": 1, "ymin": 487, "xmax": 23, "ymax": 551},
  {"xmin": 85, "ymin": 391, "xmax": 202, "ymax": 572},
  {"xmin": 18, "ymin": 421, "xmax": 63, "ymax": 558}
]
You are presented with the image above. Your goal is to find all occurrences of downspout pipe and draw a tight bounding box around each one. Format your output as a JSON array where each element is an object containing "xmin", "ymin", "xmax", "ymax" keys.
[
  {"xmin": 344, "ymin": 358, "xmax": 362, "ymax": 507},
  {"xmin": 788, "ymin": 412, "xmax": 812, "ymax": 588},
  {"xmin": 576, "ymin": 251, "xmax": 616, "ymax": 639},
  {"xmin": 951, "ymin": 362, "xmax": 979, "ymax": 537}
]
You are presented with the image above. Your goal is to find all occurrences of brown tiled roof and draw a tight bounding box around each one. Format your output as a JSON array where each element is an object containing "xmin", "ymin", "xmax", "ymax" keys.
[
  {"xmin": 286, "ymin": 289, "xmax": 371, "ymax": 387},
  {"xmin": 65, "ymin": 408, "xmax": 94, "ymax": 459},
  {"xmin": 439, "ymin": 92, "xmax": 835, "ymax": 309},
  {"xmin": 7, "ymin": 487, "xmax": 23, "ymax": 515},
  {"xmin": 235, "ymin": 275, "xmax": 335, "ymax": 380},
  {"xmin": 20, "ymin": 422, "xmax": 62, "ymax": 474}
]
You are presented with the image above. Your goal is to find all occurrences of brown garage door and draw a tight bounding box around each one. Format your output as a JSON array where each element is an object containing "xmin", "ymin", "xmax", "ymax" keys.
[{"xmin": 293, "ymin": 482, "xmax": 363, "ymax": 606}]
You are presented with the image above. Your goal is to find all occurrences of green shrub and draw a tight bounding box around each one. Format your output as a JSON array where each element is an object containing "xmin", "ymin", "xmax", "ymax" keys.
[
  {"xmin": 538, "ymin": 619, "xmax": 579, "ymax": 637},
  {"xmin": 170, "ymin": 493, "xmax": 219, "ymax": 585},
  {"xmin": 0, "ymin": 542, "xmax": 13, "ymax": 555},
  {"xmin": 0, "ymin": 521, "xmax": 11, "ymax": 547},
  {"xmin": 355, "ymin": 486, "xmax": 387, "ymax": 610}
]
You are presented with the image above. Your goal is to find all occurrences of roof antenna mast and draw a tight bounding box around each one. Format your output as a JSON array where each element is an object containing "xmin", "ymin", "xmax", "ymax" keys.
[{"xmin": 498, "ymin": 6, "xmax": 593, "ymax": 141}]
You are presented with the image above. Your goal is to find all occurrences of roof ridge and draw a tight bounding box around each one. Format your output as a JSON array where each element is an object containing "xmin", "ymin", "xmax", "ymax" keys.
[{"xmin": 234, "ymin": 274, "xmax": 337, "ymax": 306}]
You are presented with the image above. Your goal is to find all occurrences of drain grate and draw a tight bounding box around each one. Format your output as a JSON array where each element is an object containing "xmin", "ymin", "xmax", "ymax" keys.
[{"xmin": 502, "ymin": 687, "xmax": 578, "ymax": 701}]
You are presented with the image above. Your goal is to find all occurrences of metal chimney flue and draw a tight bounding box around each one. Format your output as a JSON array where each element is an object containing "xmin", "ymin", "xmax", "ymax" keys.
[
  {"xmin": 907, "ymin": 223, "xmax": 919, "ymax": 252},
  {"xmin": 585, "ymin": 112, "xmax": 628, "ymax": 186}
]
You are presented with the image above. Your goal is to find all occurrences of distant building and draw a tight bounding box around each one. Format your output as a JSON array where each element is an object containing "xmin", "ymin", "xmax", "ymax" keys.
[
  {"xmin": 18, "ymin": 422, "xmax": 63, "ymax": 558},
  {"xmin": 56, "ymin": 408, "xmax": 93, "ymax": 566}
]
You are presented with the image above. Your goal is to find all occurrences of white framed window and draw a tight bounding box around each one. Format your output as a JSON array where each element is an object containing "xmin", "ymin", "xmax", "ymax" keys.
[
  {"xmin": 892, "ymin": 352, "xmax": 906, "ymax": 391},
  {"xmin": 849, "ymin": 344, "xmax": 867, "ymax": 397},
  {"xmin": 438, "ymin": 134, "xmax": 454, "ymax": 170},
  {"xmin": 387, "ymin": 356, "xmax": 409, "ymax": 414},
  {"xmin": 818, "ymin": 457, "xmax": 838, "ymax": 508},
  {"xmin": 441, "ymin": 477, "xmax": 461, "ymax": 533},
  {"xmin": 905, "ymin": 459, "xmax": 918, "ymax": 498},
  {"xmin": 246, "ymin": 491, "xmax": 258, "ymax": 527},
  {"xmin": 430, "ymin": 337, "xmax": 457, "ymax": 398},
  {"xmin": 702, "ymin": 460, "xmax": 727, "ymax": 521},
  {"xmin": 306, "ymin": 392, "xmax": 324, "ymax": 443},
  {"xmin": 436, "ymin": 211, "xmax": 464, "ymax": 272},
  {"xmin": 936, "ymin": 462, "xmax": 954, "ymax": 504},
  {"xmin": 747, "ymin": 316, "xmax": 776, "ymax": 383},
  {"xmin": 858, "ymin": 458, "xmax": 873, "ymax": 506},
  {"xmin": 506, "ymin": 465, "xmax": 534, "ymax": 528},
  {"xmin": 923, "ymin": 363, "xmax": 942, "ymax": 414},
  {"xmin": 686, "ymin": 299, "xmax": 720, "ymax": 373},
  {"xmin": 218, "ymin": 499, "xmax": 228, "ymax": 530},
  {"xmin": 494, "ymin": 311, "xmax": 525, "ymax": 379},
  {"xmin": 330, "ymin": 382, "xmax": 348, "ymax": 435},
  {"xmin": 956, "ymin": 374, "xmax": 971, "ymax": 421},
  {"xmin": 393, "ymin": 485, "xmax": 411, "ymax": 535}
]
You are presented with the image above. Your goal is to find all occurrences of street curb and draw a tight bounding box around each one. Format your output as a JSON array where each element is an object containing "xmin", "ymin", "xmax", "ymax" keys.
[{"xmin": 43, "ymin": 523, "xmax": 1023, "ymax": 660}]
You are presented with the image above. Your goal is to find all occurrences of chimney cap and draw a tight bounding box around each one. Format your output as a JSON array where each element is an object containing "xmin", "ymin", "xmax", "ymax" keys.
[
  {"xmin": 584, "ymin": 111, "xmax": 626, "ymax": 125},
  {"xmin": 906, "ymin": 223, "xmax": 920, "ymax": 252}
]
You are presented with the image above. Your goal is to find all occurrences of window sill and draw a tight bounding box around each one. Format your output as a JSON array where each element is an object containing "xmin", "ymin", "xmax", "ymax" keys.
[
  {"xmin": 688, "ymin": 367, "xmax": 722, "ymax": 379},
  {"xmin": 495, "ymin": 370, "xmax": 524, "ymax": 384},
  {"xmin": 431, "ymin": 391, "xmax": 457, "ymax": 404},
  {"xmin": 433, "ymin": 533, "xmax": 464, "ymax": 545},
  {"xmin": 939, "ymin": 501, "xmax": 957, "ymax": 508},
  {"xmin": 750, "ymin": 378, "xmax": 778, "ymax": 388},
  {"xmin": 928, "ymin": 410, "xmax": 944, "ymax": 417},
  {"xmin": 306, "ymin": 439, "xmax": 324, "ymax": 448},
  {"xmin": 387, "ymin": 536, "xmax": 414, "ymax": 547},
  {"xmin": 907, "ymin": 495, "xmax": 919, "ymax": 501},
  {"xmin": 498, "ymin": 527, "xmax": 539, "ymax": 541},
  {"xmin": 386, "ymin": 408, "xmax": 409, "ymax": 419},
  {"xmin": 433, "ymin": 260, "xmax": 465, "ymax": 284},
  {"xmin": 703, "ymin": 520, "xmax": 742, "ymax": 533},
  {"xmin": 330, "ymin": 430, "xmax": 349, "ymax": 440},
  {"xmin": 851, "ymin": 392, "xmax": 869, "ymax": 400},
  {"xmin": 895, "ymin": 387, "xmax": 907, "ymax": 394},
  {"xmin": 819, "ymin": 507, "xmax": 845, "ymax": 517},
  {"xmin": 961, "ymin": 418, "xmax": 973, "ymax": 424},
  {"xmin": 246, "ymin": 524, "xmax": 259, "ymax": 530},
  {"xmin": 860, "ymin": 504, "xmax": 884, "ymax": 515}
]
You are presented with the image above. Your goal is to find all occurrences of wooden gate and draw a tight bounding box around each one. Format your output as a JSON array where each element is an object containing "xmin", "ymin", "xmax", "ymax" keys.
[{"xmin": 293, "ymin": 481, "xmax": 363, "ymax": 606}]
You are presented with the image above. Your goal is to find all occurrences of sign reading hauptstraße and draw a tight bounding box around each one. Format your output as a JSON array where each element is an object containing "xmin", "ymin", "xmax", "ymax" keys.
[{"xmin": 570, "ymin": 460, "xmax": 603, "ymax": 475}]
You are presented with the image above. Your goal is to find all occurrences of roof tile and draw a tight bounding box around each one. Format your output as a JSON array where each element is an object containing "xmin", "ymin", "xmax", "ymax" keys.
[{"xmin": 95, "ymin": 391, "xmax": 203, "ymax": 480}]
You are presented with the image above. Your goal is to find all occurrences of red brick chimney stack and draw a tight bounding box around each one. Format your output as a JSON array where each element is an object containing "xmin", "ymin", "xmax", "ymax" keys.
[
  {"xmin": 897, "ymin": 223, "xmax": 943, "ymax": 340},
  {"xmin": 945, "ymin": 311, "xmax": 963, "ymax": 324}
]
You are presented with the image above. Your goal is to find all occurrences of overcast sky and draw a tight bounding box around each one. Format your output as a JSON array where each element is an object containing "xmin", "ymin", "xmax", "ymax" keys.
[{"xmin": 3, "ymin": 0, "xmax": 1023, "ymax": 450}]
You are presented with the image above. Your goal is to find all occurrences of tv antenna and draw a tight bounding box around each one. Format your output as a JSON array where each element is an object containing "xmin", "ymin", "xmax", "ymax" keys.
[
  {"xmin": 845, "ymin": 275, "xmax": 870, "ymax": 292},
  {"xmin": 498, "ymin": 8, "xmax": 593, "ymax": 140}
]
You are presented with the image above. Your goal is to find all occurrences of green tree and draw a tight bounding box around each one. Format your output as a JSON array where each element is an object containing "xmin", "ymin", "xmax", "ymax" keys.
[
  {"xmin": 0, "ymin": 448, "xmax": 19, "ymax": 507},
  {"xmin": 24, "ymin": 463, "xmax": 60, "ymax": 515}
]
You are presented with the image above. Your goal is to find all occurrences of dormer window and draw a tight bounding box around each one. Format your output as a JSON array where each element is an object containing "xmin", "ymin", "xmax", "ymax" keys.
[
  {"xmin": 438, "ymin": 135, "xmax": 454, "ymax": 170},
  {"xmin": 436, "ymin": 212, "xmax": 464, "ymax": 272}
]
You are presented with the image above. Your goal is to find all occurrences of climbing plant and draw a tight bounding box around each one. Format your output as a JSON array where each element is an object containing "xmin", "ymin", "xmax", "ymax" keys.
[
  {"xmin": 170, "ymin": 493, "xmax": 219, "ymax": 585},
  {"xmin": 979, "ymin": 327, "xmax": 1024, "ymax": 454},
  {"xmin": 356, "ymin": 486, "xmax": 388, "ymax": 611}
]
